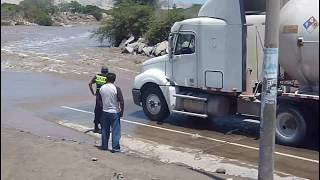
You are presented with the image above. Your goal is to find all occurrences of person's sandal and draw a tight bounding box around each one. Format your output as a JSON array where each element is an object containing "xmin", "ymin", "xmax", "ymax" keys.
[
  {"xmin": 111, "ymin": 149, "xmax": 121, "ymax": 153},
  {"xmin": 93, "ymin": 128, "xmax": 101, "ymax": 134}
]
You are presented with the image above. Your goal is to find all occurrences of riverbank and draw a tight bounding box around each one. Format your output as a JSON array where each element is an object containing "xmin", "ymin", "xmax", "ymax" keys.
[{"xmin": 1, "ymin": 11, "xmax": 101, "ymax": 27}]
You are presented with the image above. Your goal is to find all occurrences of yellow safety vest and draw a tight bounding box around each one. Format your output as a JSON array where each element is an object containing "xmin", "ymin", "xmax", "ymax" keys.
[{"xmin": 95, "ymin": 74, "xmax": 107, "ymax": 89}]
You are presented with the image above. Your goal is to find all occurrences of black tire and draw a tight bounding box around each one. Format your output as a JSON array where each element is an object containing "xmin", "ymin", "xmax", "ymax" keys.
[
  {"xmin": 300, "ymin": 106, "xmax": 318, "ymax": 142},
  {"xmin": 275, "ymin": 104, "xmax": 307, "ymax": 146},
  {"xmin": 141, "ymin": 86, "xmax": 170, "ymax": 121}
]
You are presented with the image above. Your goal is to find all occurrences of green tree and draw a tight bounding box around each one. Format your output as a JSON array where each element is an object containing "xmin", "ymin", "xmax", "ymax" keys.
[
  {"xmin": 83, "ymin": 5, "xmax": 103, "ymax": 20},
  {"xmin": 34, "ymin": 11, "xmax": 53, "ymax": 25},
  {"xmin": 56, "ymin": 2, "xmax": 71, "ymax": 12},
  {"xmin": 68, "ymin": 1, "xmax": 83, "ymax": 13},
  {"xmin": 19, "ymin": 0, "xmax": 54, "ymax": 14},
  {"xmin": 93, "ymin": 2, "xmax": 153, "ymax": 46},
  {"xmin": 114, "ymin": 0, "xmax": 158, "ymax": 7},
  {"xmin": 1, "ymin": 3, "xmax": 22, "ymax": 19},
  {"xmin": 144, "ymin": 9, "xmax": 186, "ymax": 45},
  {"xmin": 18, "ymin": 0, "xmax": 55, "ymax": 24}
]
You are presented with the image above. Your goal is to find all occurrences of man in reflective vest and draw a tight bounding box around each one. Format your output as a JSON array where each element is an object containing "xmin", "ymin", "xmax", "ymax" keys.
[{"xmin": 89, "ymin": 66, "xmax": 108, "ymax": 133}]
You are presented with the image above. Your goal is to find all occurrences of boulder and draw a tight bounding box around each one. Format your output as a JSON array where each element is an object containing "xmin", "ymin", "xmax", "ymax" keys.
[
  {"xmin": 86, "ymin": 15, "xmax": 96, "ymax": 21},
  {"xmin": 122, "ymin": 46, "xmax": 134, "ymax": 54},
  {"xmin": 15, "ymin": 19, "xmax": 35, "ymax": 26},
  {"xmin": 1, "ymin": 20, "xmax": 15, "ymax": 26},
  {"xmin": 142, "ymin": 46, "xmax": 154, "ymax": 56},
  {"xmin": 124, "ymin": 36, "xmax": 135, "ymax": 46},
  {"xmin": 151, "ymin": 43, "xmax": 158, "ymax": 55},
  {"xmin": 137, "ymin": 43, "xmax": 147, "ymax": 54},
  {"xmin": 215, "ymin": 168, "xmax": 226, "ymax": 174},
  {"xmin": 154, "ymin": 41, "xmax": 168, "ymax": 56},
  {"xmin": 137, "ymin": 37, "xmax": 146, "ymax": 43},
  {"xmin": 127, "ymin": 42, "xmax": 140, "ymax": 52},
  {"xmin": 102, "ymin": 13, "xmax": 112, "ymax": 20},
  {"xmin": 118, "ymin": 39, "xmax": 127, "ymax": 48}
]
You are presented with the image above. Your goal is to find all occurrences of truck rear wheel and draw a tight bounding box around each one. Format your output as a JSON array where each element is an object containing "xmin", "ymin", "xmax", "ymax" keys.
[
  {"xmin": 275, "ymin": 105, "xmax": 307, "ymax": 146},
  {"xmin": 141, "ymin": 86, "xmax": 169, "ymax": 121}
]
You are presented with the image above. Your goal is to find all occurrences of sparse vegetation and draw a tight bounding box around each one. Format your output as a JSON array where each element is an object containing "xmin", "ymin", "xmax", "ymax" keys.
[
  {"xmin": 1, "ymin": 3, "xmax": 22, "ymax": 19},
  {"xmin": 1, "ymin": 0, "xmax": 106, "ymax": 26}
]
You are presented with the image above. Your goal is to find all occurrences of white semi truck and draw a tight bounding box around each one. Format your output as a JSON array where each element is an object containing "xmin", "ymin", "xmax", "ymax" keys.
[{"xmin": 132, "ymin": 0, "xmax": 319, "ymax": 146}]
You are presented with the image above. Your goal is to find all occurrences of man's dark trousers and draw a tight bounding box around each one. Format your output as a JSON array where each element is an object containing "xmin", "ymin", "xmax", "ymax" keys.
[{"xmin": 94, "ymin": 93, "xmax": 103, "ymax": 131}]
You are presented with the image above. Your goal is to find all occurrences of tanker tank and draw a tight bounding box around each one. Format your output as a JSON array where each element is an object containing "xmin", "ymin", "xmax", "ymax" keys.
[{"xmin": 279, "ymin": 0, "xmax": 319, "ymax": 93}]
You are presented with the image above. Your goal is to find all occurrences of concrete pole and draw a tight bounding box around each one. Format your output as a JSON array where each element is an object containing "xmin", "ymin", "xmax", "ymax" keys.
[{"xmin": 258, "ymin": 0, "xmax": 280, "ymax": 179}]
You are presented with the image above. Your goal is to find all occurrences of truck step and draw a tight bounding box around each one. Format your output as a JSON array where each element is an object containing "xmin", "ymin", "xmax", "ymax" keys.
[
  {"xmin": 173, "ymin": 94, "xmax": 207, "ymax": 102},
  {"xmin": 172, "ymin": 110, "xmax": 208, "ymax": 118}
]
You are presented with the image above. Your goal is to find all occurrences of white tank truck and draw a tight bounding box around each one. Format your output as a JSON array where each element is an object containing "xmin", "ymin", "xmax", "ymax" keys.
[{"xmin": 132, "ymin": 0, "xmax": 319, "ymax": 146}]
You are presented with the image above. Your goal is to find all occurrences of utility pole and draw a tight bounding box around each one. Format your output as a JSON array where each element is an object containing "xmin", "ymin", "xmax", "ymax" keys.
[{"xmin": 258, "ymin": 0, "xmax": 280, "ymax": 179}]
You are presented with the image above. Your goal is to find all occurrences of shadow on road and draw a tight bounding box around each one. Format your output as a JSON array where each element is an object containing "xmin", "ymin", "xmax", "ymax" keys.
[{"xmin": 129, "ymin": 110, "xmax": 319, "ymax": 151}]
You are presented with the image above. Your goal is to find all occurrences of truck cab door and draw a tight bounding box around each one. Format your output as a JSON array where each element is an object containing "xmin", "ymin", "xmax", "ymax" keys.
[{"xmin": 171, "ymin": 32, "xmax": 197, "ymax": 87}]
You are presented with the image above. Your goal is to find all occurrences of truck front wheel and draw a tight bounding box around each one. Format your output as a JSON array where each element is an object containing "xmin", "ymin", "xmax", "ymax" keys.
[
  {"xmin": 275, "ymin": 105, "xmax": 307, "ymax": 146},
  {"xmin": 141, "ymin": 86, "xmax": 170, "ymax": 121}
]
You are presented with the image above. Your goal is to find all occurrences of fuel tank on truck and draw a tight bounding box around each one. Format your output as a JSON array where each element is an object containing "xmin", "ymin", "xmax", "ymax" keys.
[{"xmin": 279, "ymin": 0, "xmax": 319, "ymax": 93}]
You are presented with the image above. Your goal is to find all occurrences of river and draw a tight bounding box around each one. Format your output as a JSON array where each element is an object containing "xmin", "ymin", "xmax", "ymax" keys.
[
  {"xmin": 1, "ymin": 24, "xmax": 147, "ymax": 75},
  {"xmin": 1, "ymin": 24, "xmax": 109, "ymax": 60}
]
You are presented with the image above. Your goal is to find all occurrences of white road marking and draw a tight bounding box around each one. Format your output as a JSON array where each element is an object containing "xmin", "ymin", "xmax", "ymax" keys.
[
  {"xmin": 58, "ymin": 120, "xmax": 303, "ymax": 179},
  {"xmin": 243, "ymin": 119, "xmax": 260, "ymax": 124},
  {"xmin": 117, "ymin": 67, "xmax": 139, "ymax": 74},
  {"xmin": 60, "ymin": 106, "xmax": 319, "ymax": 164}
]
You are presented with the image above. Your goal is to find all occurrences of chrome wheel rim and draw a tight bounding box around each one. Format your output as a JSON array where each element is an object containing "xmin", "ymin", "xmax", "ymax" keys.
[
  {"xmin": 276, "ymin": 112, "xmax": 298, "ymax": 138},
  {"xmin": 146, "ymin": 94, "xmax": 161, "ymax": 115}
]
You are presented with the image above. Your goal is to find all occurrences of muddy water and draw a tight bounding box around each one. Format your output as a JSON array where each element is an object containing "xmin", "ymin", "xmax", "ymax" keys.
[
  {"xmin": 1, "ymin": 25, "xmax": 148, "ymax": 75},
  {"xmin": 1, "ymin": 24, "xmax": 108, "ymax": 59},
  {"xmin": 1, "ymin": 71, "xmax": 96, "ymax": 144}
]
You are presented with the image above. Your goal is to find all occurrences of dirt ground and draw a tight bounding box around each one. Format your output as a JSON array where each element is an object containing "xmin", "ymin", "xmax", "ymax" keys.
[{"xmin": 1, "ymin": 127, "xmax": 240, "ymax": 180}]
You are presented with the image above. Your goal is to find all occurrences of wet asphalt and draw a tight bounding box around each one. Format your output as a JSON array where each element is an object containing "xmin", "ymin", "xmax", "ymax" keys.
[{"xmin": 1, "ymin": 70, "xmax": 319, "ymax": 179}]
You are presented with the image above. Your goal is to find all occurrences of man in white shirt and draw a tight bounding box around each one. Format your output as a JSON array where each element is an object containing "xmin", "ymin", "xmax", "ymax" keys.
[{"xmin": 99, "ymin": 73, "xmax": 124, "ymax": 152}]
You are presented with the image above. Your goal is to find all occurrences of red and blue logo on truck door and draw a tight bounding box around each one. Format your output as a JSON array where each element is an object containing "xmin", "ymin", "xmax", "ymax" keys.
[{"xmin": 303, "ymin": 16, "xmax": 319, "ymax": 33}]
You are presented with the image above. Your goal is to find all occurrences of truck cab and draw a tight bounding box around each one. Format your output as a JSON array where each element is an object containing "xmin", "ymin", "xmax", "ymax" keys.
[
  {"xmin": 132, "ymin": 0, "xmax": 319, "ymax": 147},
  {"xmin": 132, "ymin": 0, "xmax": 264, "ymax": 119}
]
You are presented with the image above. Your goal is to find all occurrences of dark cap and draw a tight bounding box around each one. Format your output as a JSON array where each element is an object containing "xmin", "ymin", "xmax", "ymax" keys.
[{"xmin": 101, "ymin": 66, "xmax": 108, "ymax": 74}]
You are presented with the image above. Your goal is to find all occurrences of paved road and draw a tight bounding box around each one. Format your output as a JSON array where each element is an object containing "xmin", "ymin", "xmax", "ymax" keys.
[{"xmin": 1, "ymin": 70, "xmax": 319, "ymax": 179}]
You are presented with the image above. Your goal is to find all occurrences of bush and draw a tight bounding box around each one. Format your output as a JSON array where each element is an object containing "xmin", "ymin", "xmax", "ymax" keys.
[
  {"xmin": 114, "ymin": 0, "xmax": 158, "ymax": 7},
  {"xmin": 17, "ymin": 0, "xmax": 54, "ymax": 25},
  {"xmin": 56, "ymin": 2, "xmax": 104, "ymax": 21},
  {"xmin": 1, "ymin": 0, "xmax": 106, "ymax": 26},
  {"xmin": 19, "ymin": 0, "xmax": 54, "ymax": 14},
  {"xmin": 83, "ymin": 5, "xmax": 103, "ymax": 20},
  {"xmin": 35, "ymin": 12, "xmax": 52, "ymax": 26},
  {"xmin": 1, "ymin": 3, "xmax": 21, "ymax": 19},
  {"xmin": 68, "ymin": 1, "xmax": 83, "ymax": 13}
]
